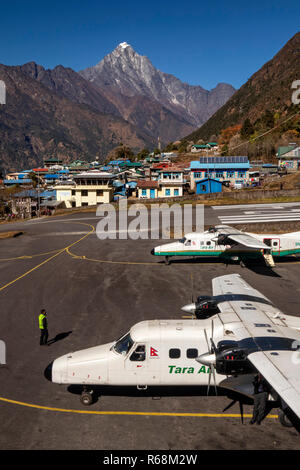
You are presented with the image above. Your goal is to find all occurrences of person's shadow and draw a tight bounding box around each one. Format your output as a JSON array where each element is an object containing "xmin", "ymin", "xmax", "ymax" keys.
[{"xmin": 47, "ymin": 331, "xmax": 72, "ymax": 345}]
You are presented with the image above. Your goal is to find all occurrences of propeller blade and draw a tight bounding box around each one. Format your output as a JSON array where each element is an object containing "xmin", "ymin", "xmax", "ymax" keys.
[
  {"xmin": 207, "ymin": 367, "xmax": 212, "ymax": 396},
  {"xmin": 222, "ymin": 400, "xmax": 237, "ymax": 413},
  {"xmin": 212, "ymin": 365, "xmax": 217, "ymax": 396},
  {"xmin": 239, "ymin": 401, "xmax": 244, "ymax": 424},
  {"xmin": 203, "ymin": 329, "xmax": 210, "ymax": 351}
]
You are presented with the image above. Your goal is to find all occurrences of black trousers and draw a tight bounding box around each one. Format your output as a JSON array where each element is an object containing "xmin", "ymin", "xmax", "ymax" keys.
[
  {"xmin": 40, "ymin": 328, "xmax": 48, "ymax": 345},
  {"xmin": 252, "ymin": 392, "xmax": 268, "ymax": 423}
]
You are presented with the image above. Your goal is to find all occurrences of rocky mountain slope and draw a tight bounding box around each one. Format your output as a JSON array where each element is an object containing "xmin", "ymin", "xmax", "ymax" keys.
[
  {"xmin": 0, "ymin": 43, "xmax": 235, "ymax": 172},
  {"xmin": 0, "ymin": 64, "xmax": 153, "ymax": 173},
  {"xmin": 80, "ymin": 42, "xmax": 235, "ymax": 131}
]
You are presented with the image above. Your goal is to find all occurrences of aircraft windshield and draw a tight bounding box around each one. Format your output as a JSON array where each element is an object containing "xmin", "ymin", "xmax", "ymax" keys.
[
  {"xmin": 113, "ymin": 332, "xmax": 134, "ymax": 355},
  {"xmin": 179, "ymin": 237, "xmax": 186, "ymax": 243}
]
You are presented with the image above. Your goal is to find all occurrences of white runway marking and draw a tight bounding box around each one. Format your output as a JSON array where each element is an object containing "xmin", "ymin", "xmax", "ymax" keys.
[{"xmin": 212, "ymin": 203, "xmax": 300, "ymax": 210}]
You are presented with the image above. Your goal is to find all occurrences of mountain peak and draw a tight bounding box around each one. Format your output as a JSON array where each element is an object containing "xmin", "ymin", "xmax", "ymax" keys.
[{"xmin": 118, "ymin": 42, "xmax": 131, "ymax": 50}]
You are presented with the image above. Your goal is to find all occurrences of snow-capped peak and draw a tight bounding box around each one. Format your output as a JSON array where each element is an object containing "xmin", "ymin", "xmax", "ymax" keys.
[{"xmin": 118, "ymin": 42, "xmax": 130, "ymax": 49}]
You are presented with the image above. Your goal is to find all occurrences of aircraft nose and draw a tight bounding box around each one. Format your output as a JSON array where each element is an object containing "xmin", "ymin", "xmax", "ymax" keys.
[
  {"xmin": 44, "ymin": 361, "xmax": 53, "ymax": 382},
  {"xmin": 181, "ymin": 303, "xmax": 196, "ymax": 314}
]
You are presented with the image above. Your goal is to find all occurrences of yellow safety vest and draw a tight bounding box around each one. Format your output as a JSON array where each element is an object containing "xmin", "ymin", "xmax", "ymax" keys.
[{"xmin": 39, "ymin": 314, "xmax": 46, "ymax": 329}]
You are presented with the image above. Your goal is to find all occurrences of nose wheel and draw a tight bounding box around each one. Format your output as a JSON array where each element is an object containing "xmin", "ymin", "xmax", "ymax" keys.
[{"xmin": 80, "ymin": 388, "xmax": 93, "ymax": 406}]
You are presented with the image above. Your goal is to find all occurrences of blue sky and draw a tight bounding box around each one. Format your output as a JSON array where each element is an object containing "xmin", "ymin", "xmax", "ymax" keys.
[{"xmin": 0, "ymin": 0, "xmax": 299, "ymax": 90}]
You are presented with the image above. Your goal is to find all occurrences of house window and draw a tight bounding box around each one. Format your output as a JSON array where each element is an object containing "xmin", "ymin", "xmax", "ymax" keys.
[
  {"xmin": 96, "ymin": 190, "xmax": 104, "ymax": 196},
  {"xmin": 227, "ymin": 171, "xmax": 234, "ymax": 178},
  {"xmin": 165, "ymin": 189, "xmax": 170, "ymax": 196},
  {"xmin": 81, "ymin": 190, "xmax": 88, "ymax": 196},
  {"xmin": 169, "ymin": 348, "xmax": 181, "ymax": 359},
  {"xmin": 174, "ymin": 189, "xmax": 179, "ymax": 196},
  {"xmin": 71, "ymin": 190, "xmax": 75, "ymax": 196},
  {"xmin": 142, "ymin": 189, "xmax": 147, "ymax": 196},
  {"xmin": 216, "ymin": 172, "xmax": 223, "ymax": 178},
  {"xmin": 82, "ymin": 202, "xmax": 88, "ymax": 206},
  {"xmin": 71, "ymin": 202, "xmax": 76, "ymax": 208},
  {"xmin": 238, "ymin": 171, "xmax": 245, "ymax": 178}
]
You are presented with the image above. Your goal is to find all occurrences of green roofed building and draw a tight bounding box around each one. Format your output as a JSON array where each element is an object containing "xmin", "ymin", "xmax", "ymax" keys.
[{"xmin": 277, "ymin": 145, "xmax": 300, "ymax": 171}]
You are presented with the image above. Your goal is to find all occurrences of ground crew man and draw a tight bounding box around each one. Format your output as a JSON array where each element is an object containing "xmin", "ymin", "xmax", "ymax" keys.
[
  {"xmin": 39, "ymin": 309, "xmax": 48, "ymax": 345},
  {"xmin": 250, "ymin": 373, "xmax": 269, "ymax": 425}
]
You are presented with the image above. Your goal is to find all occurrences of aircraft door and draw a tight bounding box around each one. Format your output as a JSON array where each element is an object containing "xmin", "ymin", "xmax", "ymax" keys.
[
  {"xmin": 124, "ymin": 343, "xmax": 160, "ymax": 386},
  {"xmin": 263, "ymin": 238, "xmax": 280, "ymax": 253}
]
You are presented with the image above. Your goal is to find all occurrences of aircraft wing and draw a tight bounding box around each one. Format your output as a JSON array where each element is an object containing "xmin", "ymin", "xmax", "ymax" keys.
[
  {"xmin": 216, "ymin": 225, "xmax": 270, "ymax": 250},
  {"xmin": 248, "ymin": 351, "xmax": 300, "ymax": 419},
  {"xmin": 212, "ymin": 274, "xmax": 300, "ymax": 419}
]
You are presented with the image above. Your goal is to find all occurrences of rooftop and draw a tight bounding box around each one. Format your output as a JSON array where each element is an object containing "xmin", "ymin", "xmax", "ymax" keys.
[
  {"xmin": 74, "ymin": 171, "xmax": 116, "ymax": 179},
  {"xmin": 137, "ymin": 180, "xmax": 159, "ymax": 189}
]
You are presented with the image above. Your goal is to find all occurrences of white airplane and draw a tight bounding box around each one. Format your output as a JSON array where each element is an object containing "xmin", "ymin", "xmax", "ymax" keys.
[
  {"xmin": 151, "ymin": 225, "xmax": 300, "ymax": 267},
  {"xmin": 45, "ymin": 274, "xmax": 300, "ymax": 429}
]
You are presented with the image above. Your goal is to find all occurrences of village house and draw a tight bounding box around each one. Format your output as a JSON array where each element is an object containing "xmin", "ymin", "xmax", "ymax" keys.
[
  {"xmin": 190, "ymin": 156, "xmax": 250, "ymax": 193},
  {"xmin": 56, "ymin": 171, "xmax": 116, "ymax": 208},
  {"xmin": 137, "ymin": 166, "xmax": 185, "ymax": 199},
  {"xmin": 277, "ymin": 145, "xmax": 300, "ymax": 171}
]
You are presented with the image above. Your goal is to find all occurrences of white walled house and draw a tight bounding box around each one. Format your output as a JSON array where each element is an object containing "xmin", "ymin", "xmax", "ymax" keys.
[{"xmin": 56, "ymin": 172, "xmax": 116, "ymax": 208}]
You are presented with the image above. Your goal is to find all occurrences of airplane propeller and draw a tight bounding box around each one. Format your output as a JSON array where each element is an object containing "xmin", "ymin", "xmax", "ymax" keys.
[{"xmin": 198, "ymin": 319, "xmax": 218, "ymax": 396}]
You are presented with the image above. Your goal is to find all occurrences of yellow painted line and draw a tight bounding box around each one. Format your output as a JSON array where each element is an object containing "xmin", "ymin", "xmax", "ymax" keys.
[
  {"xmin": 0, "ymin": 223, "xmax": 95, "ymax": 292},
  {"xmin": 65, "ymin": 248, "xmax": 300, "ymax": 267},
  {"xmin": 66, "ymin": 249, "xmax": 162, "ymax": 266},
  {"xmin": 0, "ymin": 249, "xmax": 61, "ymax": 262},
  {"xmin": 66, "ymin": 249, "xmax": 221, "ymax": 266},
  {"xmin": 0, "ymin": 396, "xmax": 278, "ymax": 419},
  {"xmin": 0, "ymin": 249, "xmax": 66, "ymax": 292}
]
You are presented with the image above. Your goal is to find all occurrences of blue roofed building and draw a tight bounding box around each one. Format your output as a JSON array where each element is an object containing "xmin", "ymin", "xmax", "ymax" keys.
[
  {"xmin": 195, "ymin": 178, "xmax": 223, "ymax": 194},
  {"xmin": 190, "ymin": 156, "xmax": 250, "ymax": 192}
]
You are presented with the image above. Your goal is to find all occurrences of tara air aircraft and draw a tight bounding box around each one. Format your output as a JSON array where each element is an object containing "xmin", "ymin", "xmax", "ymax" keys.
[
  {"xmin": 151, "ymin": 225, "xmax": 300, "ymax": 267},
  {"xmin": 45, "ymin": 274, "xmax": 300, "ymax": 429}
]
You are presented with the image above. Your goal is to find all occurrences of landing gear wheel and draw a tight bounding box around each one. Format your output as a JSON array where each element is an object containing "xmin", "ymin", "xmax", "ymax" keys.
[
  {"xmin": 165, "ymin": 256, "xmax": 170, "ymax": 265},
  {"xmin": 278, "ymin": 409, "xmax": 293, "ymax": 428},
  {"xmin": 80, "ymin": 392, "xmax": 93, "ymax": 406}
]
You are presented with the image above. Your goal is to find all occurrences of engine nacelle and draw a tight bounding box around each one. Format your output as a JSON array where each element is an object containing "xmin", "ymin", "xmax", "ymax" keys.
[
  {"xmin": 195, "ymin": 296, "xmax": 220, "ymax": 319},
  {"xmin": 215, "ymin": 340, "xmax": 255, "ymax": 375}
]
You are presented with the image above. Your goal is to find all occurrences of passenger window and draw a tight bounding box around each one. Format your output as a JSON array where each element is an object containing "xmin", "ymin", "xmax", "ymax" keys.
[
  {"xmin": 206, "ymin": 241, "xmax": 211, "ymax": 246},
  {"xmin": 186, "ymin": 348, "xmax": 198, "ymax": 358},
  {"xmin": 185, "ymin": 240, "xmax": 191, "ymax": 246},
  {"xmin": 273, "ymin": 242, "xmax": 278, "ymax": 246},
  {"xmin": 130, "ymin": 345, "xmax": 146, "ymax": 362},
  {"xmin": 169, "ymin": 348, "xmax": 181, "ymax": 359},
  {"xmin": 200, "ymin": 241, "xmax": 204, "ymax": 245}
]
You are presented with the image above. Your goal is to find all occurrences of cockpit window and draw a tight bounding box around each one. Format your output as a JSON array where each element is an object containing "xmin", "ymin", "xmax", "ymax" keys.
[
  {"xmin": 185, "ymin": 240, "xmax": 191, "ymax": 246},
  {"xmin": 130, "ymin": 345, "xmax": 146, "ymax": 361},
  {"xmin": 179, "ymin": 237, "xmax": 186, "ymax": 244},
  {"xmin": 113, "ymin": 332, "xmax": 134, "ymax": 355}
]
